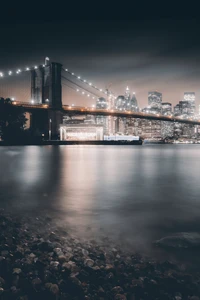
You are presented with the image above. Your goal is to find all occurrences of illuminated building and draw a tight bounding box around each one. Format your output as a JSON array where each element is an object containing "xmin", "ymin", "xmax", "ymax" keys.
[
  {"xmin": 148, "ymin": 91, "xmax": 162, "ymax": 113},
  {"xmin": 125, "ymin": 86, "xmax": 130, "ymax": 102},
  {"xmin": 104, "ymin": 135, "xmax": 139, "ymax": 141},
  {"xmin": 179, "ymin": 100, "xmax": 191, "ymax": 115},
  {"xmin": 115, "ymin": 95, "xmax": 126, "ymax": 110},
  {"xmin": 60, "ymin": 124, "xmax": 104, "ymax": 141},
  {"xmin": 162, "ymin": 102, "xmax": 172, "ymax": 115},
  {"xmin": 174, "ymin": 104, "xmax": 181, "ymax": 116},
  {"xmin": 161, "ymin": 121, "xmax": 174, "ymax": 139},
  {"xmin": 96, "ymin": 97, "xmax": 109, "ymax": 134},
  {"xmin": 96, "ymin": 97, "xmax": 108, "ymax": 109},
  {"xmin": 127, "ymin": 92, "xmax": 139, "ymax": 112},
  {"xmin": 184, "ymin": 92, "xmax": 195, "ymax": 114}
]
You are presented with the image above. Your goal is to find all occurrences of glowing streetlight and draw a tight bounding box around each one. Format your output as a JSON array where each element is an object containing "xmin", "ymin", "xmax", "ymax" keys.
[
  {"xmin": 8, "ymin": 71, "xmax": 12, "ymax": 75},
  {"xmin": 26, "ymin": 67, "xmax": 30, "ymax": 71},
  {"xmin": 34, "ymin": 66, "xmax": 38, "ymax": 69}
]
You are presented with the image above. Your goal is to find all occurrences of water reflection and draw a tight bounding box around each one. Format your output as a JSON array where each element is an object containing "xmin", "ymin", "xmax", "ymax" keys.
[{"xmin": 1, "ymin": 145, "xmax": 200, "ymax": 260}]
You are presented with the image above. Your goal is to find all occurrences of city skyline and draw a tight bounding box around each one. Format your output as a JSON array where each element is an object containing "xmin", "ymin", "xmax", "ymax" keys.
[{"xmin": 1, "ymin": 18, "xmax": 200, "ymax": 107}]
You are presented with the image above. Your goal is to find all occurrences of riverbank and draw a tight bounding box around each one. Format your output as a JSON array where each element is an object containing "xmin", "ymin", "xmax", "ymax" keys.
[
  {"xmin": 0, "ymin": 210, "xmax": 200, "ymax": 299},
  {"xmin": 0, "ymin": 140, "xmax": 143, "ymax": 146}
]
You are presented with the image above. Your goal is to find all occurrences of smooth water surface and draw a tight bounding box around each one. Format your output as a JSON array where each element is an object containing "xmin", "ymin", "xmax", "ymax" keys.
[{"xmin": 1, "ymin": 145, "xmax": 200, "ymax": 262}]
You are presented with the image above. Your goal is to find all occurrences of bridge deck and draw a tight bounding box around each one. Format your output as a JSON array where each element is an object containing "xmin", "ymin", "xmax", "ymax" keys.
[{"xmin": 11, "ymin": 101, "xmax": 200, "ymax": 125}]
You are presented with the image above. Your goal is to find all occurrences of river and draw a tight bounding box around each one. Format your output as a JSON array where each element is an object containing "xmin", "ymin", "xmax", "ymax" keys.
[{"xmin": 1, "ymin": 144, "xmax": 200, "ymax": 266}]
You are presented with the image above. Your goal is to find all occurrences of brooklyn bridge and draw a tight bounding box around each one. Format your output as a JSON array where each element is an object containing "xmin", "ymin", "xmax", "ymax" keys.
[{"xmin": 0, "ymin": 58, "xmax": 200, "ymax": 139}]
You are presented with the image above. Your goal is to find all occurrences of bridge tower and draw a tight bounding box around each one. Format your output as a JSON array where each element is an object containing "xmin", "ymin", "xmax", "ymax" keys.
[{"xmin": 31, "ymin": 58, "xmax": 62, "ymax": 109}]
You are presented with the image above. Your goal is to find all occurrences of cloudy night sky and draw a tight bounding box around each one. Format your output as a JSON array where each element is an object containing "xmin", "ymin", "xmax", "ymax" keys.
[{"xmin": 1, "ymin": 12, "xmax": 200, "ymax": 108}]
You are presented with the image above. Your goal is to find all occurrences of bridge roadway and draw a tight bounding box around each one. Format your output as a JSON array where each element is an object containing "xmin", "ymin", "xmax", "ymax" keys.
[{"xmin": 12, "ymin": 101, "xmax": 200, "ymax": 125}]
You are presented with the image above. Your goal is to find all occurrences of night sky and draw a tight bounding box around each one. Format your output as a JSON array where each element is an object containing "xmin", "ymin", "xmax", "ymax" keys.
[{"xmin": 1, "ymin": 10, "xmax": 200, "ymax": 108}]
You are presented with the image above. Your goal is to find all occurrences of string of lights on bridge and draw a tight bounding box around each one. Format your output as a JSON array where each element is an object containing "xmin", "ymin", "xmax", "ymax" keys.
[
  {"xmin": 0, "ymin": 63, "xmax": 117, "ymax": 103},
  {"xmin": 0, "ymin": 64, "xmax": 45, "ymax": 78},
  {"xmin": 62, "ymin": 81, "xmax": 99, "ymax": 102},
  {"xmin": 62, "ymin": 67, "xmax": 116, "ymax": 99}
]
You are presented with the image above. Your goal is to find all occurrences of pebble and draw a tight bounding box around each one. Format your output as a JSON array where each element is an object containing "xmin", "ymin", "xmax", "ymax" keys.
[
  {"xmin": 0, "ymin": 211, "xmax": 200, "ymax": 300},
  {"xmin": 13, "ymin": 268, "xmax": 22, "ymax": 274},
  {"xmin": 115, "ymin": 294, "xmax": 127, "ymax": 300},
  {"xmin": 84, "ymin": 258, "xmax": 94, "ymax": 267}
]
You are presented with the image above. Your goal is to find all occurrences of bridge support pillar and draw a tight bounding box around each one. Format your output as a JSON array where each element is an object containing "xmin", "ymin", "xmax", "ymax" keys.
[{"xmin": 48, "ymin": 110, "xmax": 64, "ymax": 140}]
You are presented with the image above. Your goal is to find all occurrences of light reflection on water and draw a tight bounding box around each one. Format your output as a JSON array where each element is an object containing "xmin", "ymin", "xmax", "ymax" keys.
[{"xmin": 1, "ymin": 145, "xmax": 200, "ymax": 262}]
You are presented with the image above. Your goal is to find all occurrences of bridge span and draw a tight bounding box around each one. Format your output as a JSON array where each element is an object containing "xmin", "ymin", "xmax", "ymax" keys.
[{"xmin": 12, "ymin": 101, "xmax": 200, "ymax": 126}]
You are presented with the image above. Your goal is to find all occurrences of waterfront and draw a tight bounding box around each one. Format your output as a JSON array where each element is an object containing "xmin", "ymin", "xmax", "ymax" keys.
[{"xmin": 1, "ymin": 145, "xmax": 200, "ymax": 264}]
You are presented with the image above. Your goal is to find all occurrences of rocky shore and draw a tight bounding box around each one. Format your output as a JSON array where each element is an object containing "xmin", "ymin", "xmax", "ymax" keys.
[{"xmin": 0, "ymin": 210, "xmax": 200, "ymax": 300}]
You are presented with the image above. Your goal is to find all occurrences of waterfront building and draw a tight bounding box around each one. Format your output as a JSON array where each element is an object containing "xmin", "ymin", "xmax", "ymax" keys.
[
  {"xmin": 60, "ymin": 123, "xmax": 104, "ymax": 141},
  {"xmin": 161, "ymin": 121, "xmax": 174, "ymax": 139}
]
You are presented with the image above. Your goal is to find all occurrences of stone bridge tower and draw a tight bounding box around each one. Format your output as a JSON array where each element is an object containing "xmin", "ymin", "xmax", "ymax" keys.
[{"xmin": 31, "ymin": 57, "xmax": 62, "ymax": 109}]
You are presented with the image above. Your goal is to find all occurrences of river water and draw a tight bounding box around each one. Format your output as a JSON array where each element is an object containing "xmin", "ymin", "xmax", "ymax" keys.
[{"xmin": 1, "ymin": 145, "xmax": 200, "ymax": 265}]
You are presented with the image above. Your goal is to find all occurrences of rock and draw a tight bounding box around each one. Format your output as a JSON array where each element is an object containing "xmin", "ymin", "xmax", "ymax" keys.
[
  {"xmin": 45, "ymin": 283, "xmax": 59, "ymax": 294},
  {"xmin": 115, "ymin": 294, "xmax": 127, "ymax": 300},
  {"xmin": 105, "ymin": 264, "xmax": 114, "ymax": 271},
  {"xmin": 11, "ymin": 286, "xmax": 17, "ymax": 293},
  {"xmin": 29, "ymin": 253, "xmax": 36, "ymax": 259},
  {"xmin": 0, "ymin": 287, "xmax": 4, "ymax": 295},
  {"xmin": 84, "ymin": 259, "xmax": 94, "ymax": 267},
  {"xmin": 62, "ymin": 261, "xmax": 79, "ymax": 273},
  {"xmin": 38, "ymin": 241, "xmax": 53, "ymax": 251},
  {"xmin": 1, "ymin": 250, "xmax": 9, "ymax": 256},
  {"xmin": 82, "ymin": 249, "xmax": 89, "ymax": 256},
  {"xmin": 58, "ymin": 255, "xmax": 67, "ymax": 263},
  {"xmin": 13, "ymin": 268, "xmax": 22, "ymax": 274},
  {"xmin": 112, "ymin": 286, "xmax": 124, "ymax": 294},
  {"xmin": 54, "ymin": 247, "xmax": 63, "ymax": 255},
  {"xmin": 132, "ymin": 279, "xmax": 144, "ymax": 288},
  {"xmin": 32, "ymin": 277, "xmax": 42, "ymax": 286},
  {"xmin": 0, "ymin": 277, "xmax": 5, "ymax": 288},
  {"xmin": 155, "ymin": 232, "xmax": 200, "ymax": 249},
  {"xmin": 50, "ymin": 261, "xmax": 59, "ymax": 268}
]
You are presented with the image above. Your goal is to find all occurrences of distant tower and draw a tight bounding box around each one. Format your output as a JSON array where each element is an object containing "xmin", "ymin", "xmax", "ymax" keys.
[
  {"xmin": 31, "ymin": 57, "xmax": 62, "ymax": 108},
  {"xmin": 125, "ymin": 86, "xmax": 130, "ymax": 101}
]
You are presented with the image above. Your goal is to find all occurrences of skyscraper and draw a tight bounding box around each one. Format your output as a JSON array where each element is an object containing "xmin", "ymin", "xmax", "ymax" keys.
[
  {"xmin": 148, "ymin": 91, "xmax": 162, "ymax": 113},
  {"xmin": 162, "ymin": 102, "xmax": 172, "ymax": 115},
  {"xmin": 96, "ymin": 97, "xmax": 108, "ymax": 109},
  {"xmin": 183, "ymin": 92, "xmax": 195, "ymax": 114},
  {"xmin": 127, "ymin": 92, "xmax": 139, "ymax": 112},
  {"xmin": 96, "ymin": 97, "xmax": 109, "ymax": 134}
]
